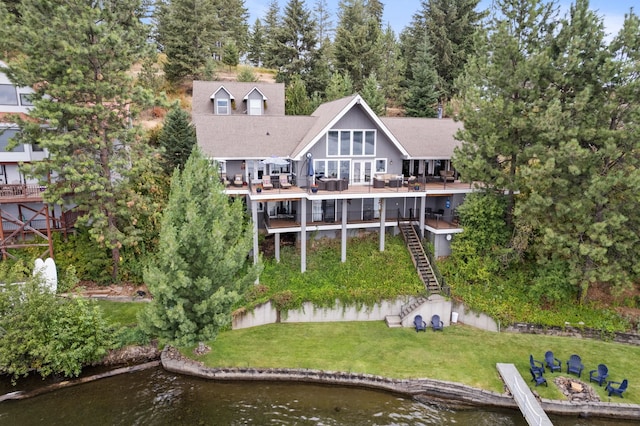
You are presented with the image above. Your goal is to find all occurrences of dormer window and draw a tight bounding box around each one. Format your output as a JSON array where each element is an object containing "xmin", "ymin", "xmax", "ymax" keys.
[
  {"xmin": 210, "ymin": 86, "xmax": 234, "ymax": 115},
  {"xmin": 216, "ymin": 99, "xmax": 229, "ymax": 115},
  {"xmin": 243, "ymin": 87, "xmax": 267, "ymax": 116}
]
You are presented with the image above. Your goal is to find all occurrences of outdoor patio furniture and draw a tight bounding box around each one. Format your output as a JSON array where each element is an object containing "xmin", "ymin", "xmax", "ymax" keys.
[
  {"xmin": 440, "ymin": 170, "xmax": 455, "ymax": 182},
  {"xmin": 530, "ymin": 368, "xmax": 548, "ymax": 387},
  {"xmin": 430, "ymin": 314, "xmax": 443, "ymax": 331},
  {"xmin": 233, "ymin": 174, "xmax": 243, "ymax": 187},
  {"xmin": 566, "ymin": 354, "xmax": 584, "ymax": 377},
  {"xmin": 544, "ymin": 351, "xmax": 562, "ymax": 373},
  {"xmin": 589, "ymin": 364, "xmax": 609, "ymax": 386},
  {"xmin": 605, "ymin": 379, "xmax": 628, "ymax": 398},
  {"xmin": 279, "ymin": 174, "xmax": 291, "ymax": 189},
  {"xmin": 530, "ymin": 354, "xmax": 545, "ymax": 375},
  {"xmin": 414, "ymin": 315, "xmax": 426, "ymax": 332},
  {"xmin": 262, "ymin": 175, "xmax": 273, "ymax": 190}
]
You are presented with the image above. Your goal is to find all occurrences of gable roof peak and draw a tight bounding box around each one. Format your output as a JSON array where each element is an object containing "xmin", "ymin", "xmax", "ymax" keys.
[{"xmin": 211, "ymin": 85, "xmax": 234, "ymax": 100}]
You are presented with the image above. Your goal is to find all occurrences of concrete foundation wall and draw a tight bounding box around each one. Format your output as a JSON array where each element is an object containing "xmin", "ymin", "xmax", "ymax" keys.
[
  {"xmin": 452, "ymin": 301, "xmax": 499, "ymax": 332},
  {"xmin": 233, "ymin": 298, "xmax": 406, "ymax": 330}
]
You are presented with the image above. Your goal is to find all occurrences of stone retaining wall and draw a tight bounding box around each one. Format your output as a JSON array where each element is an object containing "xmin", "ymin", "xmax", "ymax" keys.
[
  {"xmin": 505, "ymin": 323, "xmax": 640, "ymax": 346},
  {"xmin": 161, "ymin": 347, "xmax": 640, "ymax": 420}
]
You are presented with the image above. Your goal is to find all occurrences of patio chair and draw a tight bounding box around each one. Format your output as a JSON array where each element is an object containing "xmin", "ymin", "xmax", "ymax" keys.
[
  {"xmin": 589, "ymin": 364, "xmax": 609, "ymax": 386},
  {"xmin": 605, "ymin": 379, "xmax": 628, "ymax": 398},
  {"xmin": 566, "ymin": 354, "xmax": 584, "ymax": 377},
  {"xmin": 279, "ymin": 174, "xmax": 292, "ymax": 189},
  {"xmin": 430, "ymin": 314, "xmax": 443, "ymax": 331},
  {"xmin": 544, "ymin": 351, "xmax": 562, "ymax": 373},
  {"xmin": 233, "ymin": 174, "xmax": 243, "ymax": 187},
  {"xmin": 261, "ymin": 175, "xmax": 273, "ymax": 190},
  {"xmin": 413, "ymin": 315, "xmax": 426, "ymax": 332},
  {"xmin": 530, "ymin": 354, "xmax": 545, "ymax": 375},
  {"xmin": 530, "ymin": 368, "xmax": 548, "ymax": 387}
]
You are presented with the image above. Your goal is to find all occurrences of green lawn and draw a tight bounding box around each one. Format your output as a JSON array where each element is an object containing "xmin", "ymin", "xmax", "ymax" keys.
[
  {"xmin": 97, "ymin": 300, "xmax": 146, "ymax": 327},
  {"xmin": 186, "ymin": 321, "xmax": 640, "ymax": 404}
]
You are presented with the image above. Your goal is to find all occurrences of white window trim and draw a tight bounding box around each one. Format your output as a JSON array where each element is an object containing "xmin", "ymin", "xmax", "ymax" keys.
[{"xmin": 326, "ymin": 129, "xmax": 376, "ymax": 157}]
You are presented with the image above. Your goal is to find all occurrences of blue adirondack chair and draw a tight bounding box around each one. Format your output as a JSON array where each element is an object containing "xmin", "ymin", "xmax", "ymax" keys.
[
  {"xmin": 605, "ymin": 379, "xmax": 628, "ymax": 398},
  {"xmin": 430, "ymin": 314, "xmax": 443, "ymax": 331},
  {"xmin": 589, "ymin": 364, "xmax": 609, "ymax": 386},
  {"xmin": 530, "ymin": 368, "xmax": 547, "ymax": 387},
  {"xmin": 530, "ymin": 354, "xmax": 545, "ymax": 375},
  {"xmin": 566, "ymin": 354, "xmax": 584, "ymax": 377},
  {"xmin": 414, "ymin": 315, "xmax": 426, "ymax": 332},
  {"xmin": 544, "ymin": 351, "xmax": 562, "ymax": 373}
]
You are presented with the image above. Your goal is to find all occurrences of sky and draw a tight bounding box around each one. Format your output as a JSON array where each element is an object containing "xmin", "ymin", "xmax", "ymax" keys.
[{"xmin": 246, "ymin": 0, "xmax": 637, "ymax": 38}]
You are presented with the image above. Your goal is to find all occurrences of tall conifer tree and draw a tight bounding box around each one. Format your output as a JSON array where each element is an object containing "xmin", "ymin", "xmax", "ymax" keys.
[
  {"xmin": 0, "ymin": 0, "xmax": 159, "ymax": 281},
  {"xmin": 139, "ymin": 148, "xmax": 260, "ymax": 345}
]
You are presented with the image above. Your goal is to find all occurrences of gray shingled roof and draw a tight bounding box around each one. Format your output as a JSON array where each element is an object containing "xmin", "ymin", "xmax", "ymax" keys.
[
  {"xmin": 194, "ymin": 115, "xmax": 316, "ymax": 159},
  {"xmin": 192, "ymin": 81, "xmax": 286, "ymax": 116},
  {"xmin": 381, "ymin": 117, "xmax": 463, "ymax": 158}
]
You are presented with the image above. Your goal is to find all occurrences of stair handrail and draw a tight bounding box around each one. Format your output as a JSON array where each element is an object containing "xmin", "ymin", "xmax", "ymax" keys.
[{"xmin": 398, "ymin": 220, "xmax": 441, "ymax": 295}]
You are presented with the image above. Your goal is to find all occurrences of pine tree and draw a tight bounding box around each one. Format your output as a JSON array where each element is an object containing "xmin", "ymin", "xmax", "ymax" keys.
[
  {"xmin": 158, "ymin": 106, "xmax": 197, "ymax": 173},
  {"xmin": 285, "ymin": 75, "xmax": 313, "ymax": 115},
  {"xmin": 377, "ymin": 25, "xmax": 405, "ymax": 108},
  {"xmin": 0, "ymin": 0, "xmax": 159, "ymax": 281},
  {"xmin": 333, "ymin": 0, "xmax": 383, "ymax": 91},
  {"xmin": 262, "ymin": 0, "xmax": 281, "ymax": 69},
  {"xmin": 404, "ymin": 38, "xmax": 440, "ymax": 117},
  {"xmin": 313, "ymin": 0, "xmax": 334, "ymax": 41},
  {"xmin": 222, "ymin": 39, "xmax": 240, "ymax": 70},
  {"xmin": 139, "ymin": 148, "xmax": 260, "ymax": 346},
  {"xmin": 247, "ymin": 18, "xmax": 266, "ymax": 67},
  {"xmin": 154, "ymin": 0, "xmax": 220, "ymax": 83},
  {"xmin": 361, "ymin": 73, "xmax": 385, "ymax": 115},
  {"xmin": 325, "ymin": 72, "xmax": 354, "ymax": 101},
  {"xmin": 217, "ymin": 0, "xmax": 250, "ymax": 55},
  {"xmin": 272, "ymin": 0, "xmax": 320, "ymax": 89}
]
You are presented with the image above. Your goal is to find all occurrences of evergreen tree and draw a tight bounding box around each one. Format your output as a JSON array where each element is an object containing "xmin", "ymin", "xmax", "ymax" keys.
[
  {"xmin": 262, "ymin": 0, "xmax": 281, "ymax": 69},
  {"xmin": 424, "ymin": 0, "xmax": 484, "ymax": 103},
  {"xmin": 158, "ymin": 106, "xmax": 197, "ymax": 173},
  {"xmin": 325, "ymin": 72, "xmax": 354, "ymax": 101},
  {"xmin": 217, "ymin": 0, "xmax": 250, "ymax": 55},
  {"xmin": 154, "ymin": 0, "xmax": 220, "ymax": 83},
  {"xmin": 285, "ymin": 75, "xmax": 313, "ymax": 115},
  {"xmin": 454, "ymin": 0, "xmax": 640, "ymax": 299},
  {"xmin": 361, "ymin": 73, "xmax": 385, "ymax": 115},
  {"xmin": 454, "ymin": 0, "xmax": 557, "ymax": 223},
  {"xmin": 314, "ymin": 0, "xmax": 334, "ymax": 41},
  {"xmin": 139, "ymin": 148, "xmax": 260, "ymax": 346},
  {"xmin": 272, "ymin": 0, "xmax": 320, "ymax": 89},
  {"xmin": 401, "ymin": 0, "xmax": 484, "ymax": 104},
  {"xmin": 333, "ymin": 0, "xmax": 383, "ymax": 91},
  {"xmin": 404, "ymin": 38, "xmax": 440, "ymax": 117},
  {"xmin": 237, "ymin": 66, "xmax": 259, "ymax": 82},
  {"xmin": 247, "ymin": 18, "xmax": 266, "ymax": 67},
  {"xmin": 377, "ymin": 25, "xmax": 405, "ymax": 108},
  {"xmin": 0, "ymin": 0, "xmax": 159, "ymax": 281},
  {"xmin": 513, "ymin": 1, "xmax": 640, "ymax": 300},
  {"xmin": 222, "ymin": 39, "xmax": 240, "ymax": 70}
]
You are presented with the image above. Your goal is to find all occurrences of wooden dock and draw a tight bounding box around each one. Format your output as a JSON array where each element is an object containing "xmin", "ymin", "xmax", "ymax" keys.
[{"xmin": 497, "ymin": 363, "xmax": 553, "ymax": 426}]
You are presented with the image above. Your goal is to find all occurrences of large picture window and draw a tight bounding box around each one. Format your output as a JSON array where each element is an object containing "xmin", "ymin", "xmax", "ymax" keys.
[
  {"xmin": 0, "ymin": 85, "xmax": 18, "ymax": 105},
  {"xmin": 0, "ymin": 129, "xmax": 25, "ymax": 152},
  {"xmin": 326, "ymin": 129, "xmax": 376, "ymax": 157}
]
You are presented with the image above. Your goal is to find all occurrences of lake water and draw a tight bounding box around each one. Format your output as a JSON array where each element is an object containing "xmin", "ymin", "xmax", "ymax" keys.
[{"xmin": 0, "ymin": 368, "xmax": 636, "ymax": 425}]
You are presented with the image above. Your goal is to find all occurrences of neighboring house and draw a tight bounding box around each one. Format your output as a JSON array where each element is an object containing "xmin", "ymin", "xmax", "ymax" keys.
[
  {"xmin": 0, "ymin": 61, "xmax": 67, "ymax": 259},
  {"xmin": 193, "ymin": 81, "xmax": 474, "ymax": 273}
]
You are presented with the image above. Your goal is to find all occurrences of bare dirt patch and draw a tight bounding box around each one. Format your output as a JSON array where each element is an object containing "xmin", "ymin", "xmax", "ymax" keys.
[{"xmin": 73, "ymin": 281, "xmax": 151, "ymax": 299}]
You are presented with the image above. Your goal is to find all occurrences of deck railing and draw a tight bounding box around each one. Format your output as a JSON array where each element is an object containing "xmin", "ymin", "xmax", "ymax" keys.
[{"xmin": 0, "ymin": 184, "xmax": 45, "ymax": 198}]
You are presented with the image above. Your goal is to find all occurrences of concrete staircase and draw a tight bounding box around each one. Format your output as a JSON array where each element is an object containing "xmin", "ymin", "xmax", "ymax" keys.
[{"xmin": 399, "ymin": 221, "xmax": 441, "ymax": 295}]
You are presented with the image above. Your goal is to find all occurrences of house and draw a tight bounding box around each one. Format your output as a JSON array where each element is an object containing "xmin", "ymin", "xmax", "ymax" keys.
[
  {"xmin": 192, "ymin": 80, "xmax": 474, "ymax": 274},
  {"xmin": 0, "ymin": 61, "xmax": 66, "ymax": 259}
]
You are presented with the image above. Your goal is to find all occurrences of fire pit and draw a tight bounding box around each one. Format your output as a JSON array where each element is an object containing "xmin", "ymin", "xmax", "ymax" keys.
[{"xmin": 554, "ymin": 377, "xmax": 600, "ymax": 403}]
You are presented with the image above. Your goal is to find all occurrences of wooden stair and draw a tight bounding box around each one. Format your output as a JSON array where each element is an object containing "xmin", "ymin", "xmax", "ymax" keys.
[{"xmin": 399, "ymin": 221, "xmax": 441, "ymax": 295}]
